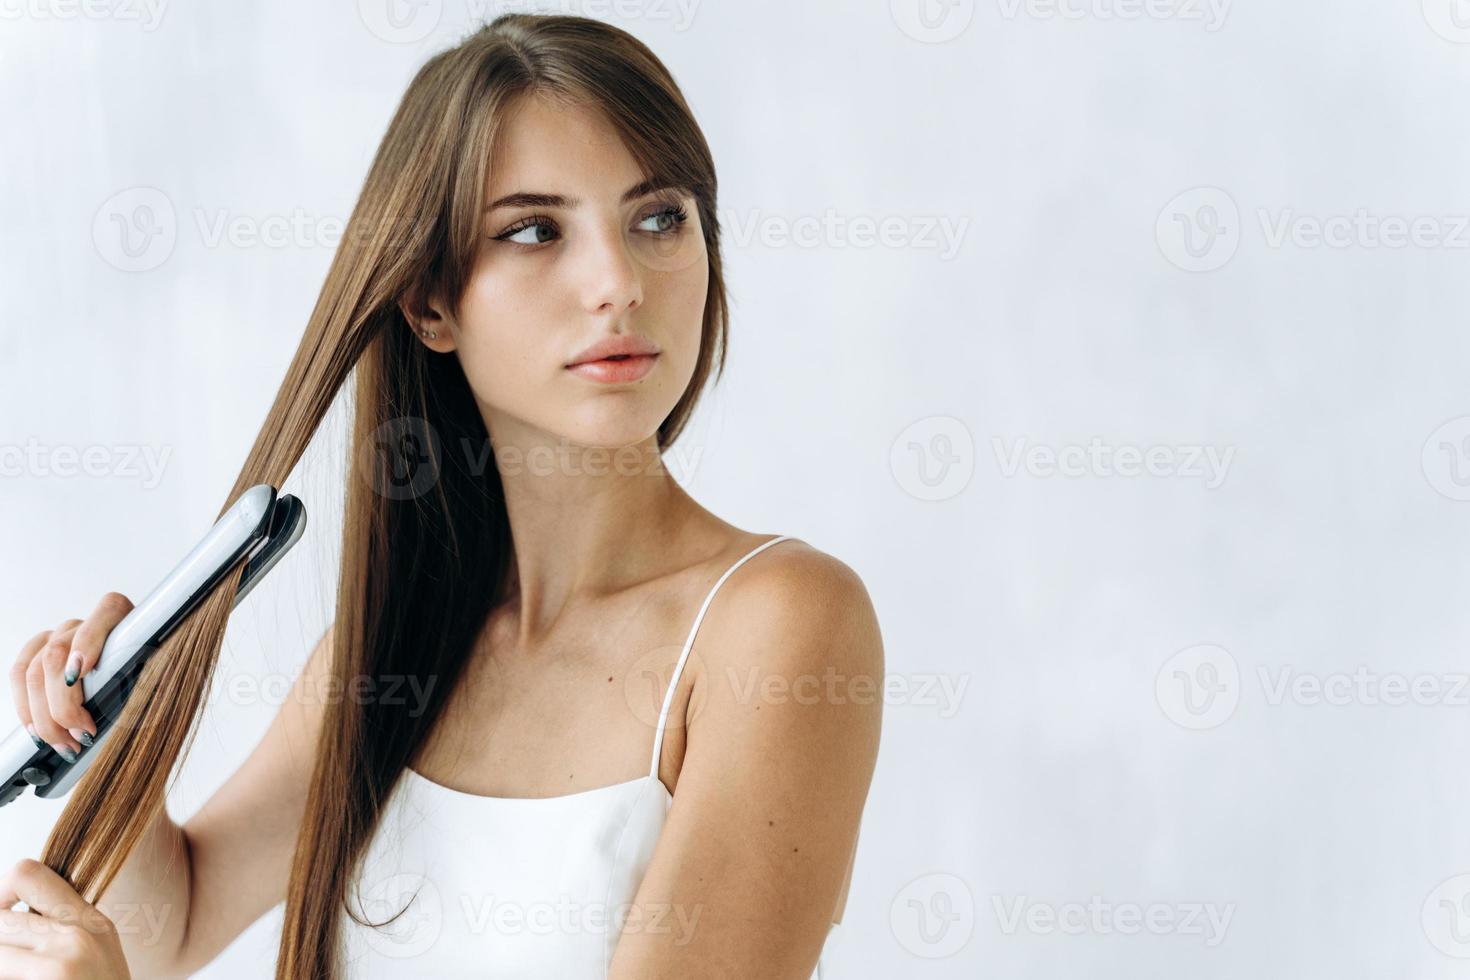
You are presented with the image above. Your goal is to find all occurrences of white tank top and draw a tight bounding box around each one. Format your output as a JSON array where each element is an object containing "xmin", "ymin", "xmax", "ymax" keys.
[{"xmin": 340, "ymin": 534, "xmax": 837, "ymax": 978}]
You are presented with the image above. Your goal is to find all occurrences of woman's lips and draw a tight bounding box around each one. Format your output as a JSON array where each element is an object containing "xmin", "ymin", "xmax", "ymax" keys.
[{"xmin": 565, "ymin": 353, "xmax": 659, "ymax": 384}]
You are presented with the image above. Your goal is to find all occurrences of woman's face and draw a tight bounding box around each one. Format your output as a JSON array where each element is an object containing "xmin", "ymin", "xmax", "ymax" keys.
[{"xmin": 436, "ymin": 92, "xmax": 709, "ymax": 451}]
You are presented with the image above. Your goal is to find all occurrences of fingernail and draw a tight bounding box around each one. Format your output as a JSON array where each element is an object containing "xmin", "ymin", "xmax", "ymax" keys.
[
  {"xmin": 64, "ymin": 651, "xmax": 81, "ymax": 686},
  {"xmin": 26, "ymin": 724, "xmax": 45, "ymax": 751},
  {"xmin": 53, "ymin": 745, "xmax": 78, "ymax": 764},
  {"xmin": 70, "ymin": 728, "xmax": 94, "ymax": 748}
]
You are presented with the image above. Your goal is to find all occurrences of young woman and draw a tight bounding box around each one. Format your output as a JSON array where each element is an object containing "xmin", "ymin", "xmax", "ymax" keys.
[{"xmin": 2, "ymin": 13, "xmax": 882, "ymax": 980}]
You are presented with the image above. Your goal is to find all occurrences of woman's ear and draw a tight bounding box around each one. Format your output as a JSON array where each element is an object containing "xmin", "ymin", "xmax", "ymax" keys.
[{"xmin": 397, "ymin": 285, "xmax": 458, "ymax": 353}]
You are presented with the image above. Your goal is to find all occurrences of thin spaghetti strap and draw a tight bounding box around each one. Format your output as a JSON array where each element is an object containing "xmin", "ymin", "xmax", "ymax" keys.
[{"xmin": 647, "ymin": 534, "xmax": 794, "ymax": 779}]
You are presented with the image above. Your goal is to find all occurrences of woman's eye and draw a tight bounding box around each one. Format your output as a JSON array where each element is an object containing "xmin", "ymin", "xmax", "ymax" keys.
[
  {"xmin": 497, "ymin": 220, "xmax": 558, "ymax": 246},
  {"xmin": 637, "ymin": 204, "xmax": 689, "ymax": 235}
]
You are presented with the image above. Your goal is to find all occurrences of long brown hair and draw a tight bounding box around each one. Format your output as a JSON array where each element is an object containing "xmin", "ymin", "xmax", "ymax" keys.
[{"xmin": 40, "ymin": 14, "xmax": 729, "ymax": 977}]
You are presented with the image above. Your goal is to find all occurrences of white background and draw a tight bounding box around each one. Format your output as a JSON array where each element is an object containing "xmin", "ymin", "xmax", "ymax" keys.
[{"xmin": 4, "ymin": 0, "xmax": 1470, "ymax": 977}]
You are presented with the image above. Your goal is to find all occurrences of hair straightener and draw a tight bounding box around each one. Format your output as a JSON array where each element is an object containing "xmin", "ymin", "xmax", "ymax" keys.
[{"xmin": 0, "ymin": 485, "xmax": 307, "ymax": 808}]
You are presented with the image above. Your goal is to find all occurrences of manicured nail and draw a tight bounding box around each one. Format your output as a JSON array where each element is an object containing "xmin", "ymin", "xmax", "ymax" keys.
[
  {"xmin": 70, "ymin": 728, "xmax": 94, "ymax": 748},
  {"xmin": 26, "ymin": 724, "xmax": 46, "ymax": 751},
  {"xmin": 64, "ymin": 651, "xmax": 81, "ymax": 686},
  {"xmin": 53, "ymin": 745, "xmax": 78, "ymax": 764}
]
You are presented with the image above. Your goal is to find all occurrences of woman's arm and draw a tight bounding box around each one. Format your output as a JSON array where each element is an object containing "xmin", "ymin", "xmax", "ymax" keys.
[
  {"xmin": 135, "ymin": 621, "xmax": 337, "ymax": 977},
  {"xmin": 608, "ymin": 546, "xmax": 884, "ymax": 980},
  {"xmin": 2, "ymin": 621, "xmax": 336, "ymax": 978}
]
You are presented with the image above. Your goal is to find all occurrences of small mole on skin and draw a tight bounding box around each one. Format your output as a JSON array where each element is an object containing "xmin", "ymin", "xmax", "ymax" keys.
[
  {"xmin": 768, "ymin": 820, "xmax": 774, "ymax": 827},
  {"xmin": 608, "ymin": 677, "xmax": 613, "ymax": 682},
  {"xmin": 793, "ymin": 847, "xmax": 799, "ymax": 852}
]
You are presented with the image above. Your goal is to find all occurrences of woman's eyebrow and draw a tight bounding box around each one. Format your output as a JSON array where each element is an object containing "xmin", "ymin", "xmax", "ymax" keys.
[{"xmin": 484, "ymin": 177, "xmax": 685, "ymax": 213}]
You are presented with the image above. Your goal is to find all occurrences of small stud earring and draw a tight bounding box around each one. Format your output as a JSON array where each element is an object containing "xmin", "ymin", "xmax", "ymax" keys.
[{"xmin": 419, "ymin": 329, "xmax": 437, "ymax": 340}]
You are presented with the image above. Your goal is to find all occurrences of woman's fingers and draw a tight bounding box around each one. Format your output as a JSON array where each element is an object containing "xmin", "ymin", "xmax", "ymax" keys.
[
  {"xmin": 46, "ymin": 594, "xmax": 135, "ymax": 750},
  {"xmin": 0, "ymin": 909, "xmax": 43, "ymax": 951},
  {"xmin": 0, "ymin": 945, "xmax": 54, "ymax": 978},
  {"xmin": 0, "ymin": 860, "xmax": 88, "ymax": 920},
  {"xmin": 26, "ymin": 621, "xmax": 81, "ymax": 756},
  {"xmin": 8, "ymin": 632, "xmax": 49, "ymax": 744},
  {"xmin": 40, "ymin": 621, "xmax": 92, "ymax": 749},
  {"xmin": 66, "ymin": 594, "xmax": 133, "ymax": 687},
  {"xmin": 0, "ymin": 862, "xmax": 129, "ymax": 979},
  {"xmin": 9, "ymin": 595, "xmax": 136, "ymax": 759}
]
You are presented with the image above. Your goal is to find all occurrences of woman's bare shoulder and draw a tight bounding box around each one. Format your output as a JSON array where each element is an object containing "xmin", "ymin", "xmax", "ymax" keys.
[{"xmin": 697, "ymin": 534, "xmax": 884, "ymax": 680}]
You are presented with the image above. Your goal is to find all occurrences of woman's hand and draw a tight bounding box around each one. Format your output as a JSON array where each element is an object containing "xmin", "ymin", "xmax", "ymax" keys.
[
  {"xmin": 8, "ymin": 593, "xmax": 135, "ymax": 761},
  {"xmin": 0, "ymin": 859, "xmax": 131, "ymax": 979}
]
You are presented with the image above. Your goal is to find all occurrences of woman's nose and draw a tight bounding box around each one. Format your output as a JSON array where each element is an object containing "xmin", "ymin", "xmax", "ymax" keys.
[{"xmin": 580, "ymin": 225, "xmax": 643, "ymax": 315}]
